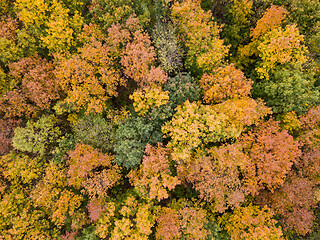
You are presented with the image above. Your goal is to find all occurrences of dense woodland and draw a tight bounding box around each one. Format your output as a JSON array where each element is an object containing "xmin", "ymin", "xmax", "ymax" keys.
[{"xmin": 1, "ymin": 0, "xmax": 320, "ymax": 239}]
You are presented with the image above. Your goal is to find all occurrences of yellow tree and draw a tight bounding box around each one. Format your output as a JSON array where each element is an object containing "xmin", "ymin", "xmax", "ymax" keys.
[{"xmin": 171, "ymin": 0, "xmax": 228, "ymax": 75}]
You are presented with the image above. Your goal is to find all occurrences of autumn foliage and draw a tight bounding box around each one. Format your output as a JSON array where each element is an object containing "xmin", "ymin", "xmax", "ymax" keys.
[{"xmin": 1, "ymin": 0, "xmax": 320, "ymax": 239}]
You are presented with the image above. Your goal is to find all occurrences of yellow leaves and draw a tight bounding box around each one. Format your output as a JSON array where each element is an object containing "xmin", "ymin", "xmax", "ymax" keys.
[
  {"xmin": 41, "ymin": 0, "xmax": 83, "ymax": 53},
  {"xmin": 221, "ymin": 205, "xmax": 284, "ymax": 240},
  {"xmin": 95, "ymin": 195, "xmax": 157, "ymax": 240},
  {"xmin": 229, "ymin": 0, "xmax": 253, "ymax": 27},
  {"xmin": 256, "ymin": 24, "xmax": 308, "ymax": 79},
  {"xmin": 278, "ymin": 111, "xmax": 301, "ymax": 133},
  {"xmin": 238, "ymin": 4, "xmax": 308, "ymax": 79},
  {"xmin": 130, "ymin": 86, "xmax": 169, "ymax": 116},
  {"xmin": 213, "ymin": 97, "xmax": 272, "ymax": 133},
  {"xmin": 15, "ymin": 0, "xmax": 84, "ymax": 54},
  {"xmin": 15, "ymin": 0, "xmax": 49, "ymax": 29},
  {"xmin": 0, "ymin": 153, "xmax": 44, "ymax": 185},
  {"xmin": 171, "ymin": 0, "xmax": 228, "ymax": 74}
]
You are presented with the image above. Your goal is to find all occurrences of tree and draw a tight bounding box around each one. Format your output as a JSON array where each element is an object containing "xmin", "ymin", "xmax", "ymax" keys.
[
  {"xmin": 130, "ymin": 85, "xmax": 169, "ymax": 116},
  {"xmin": 0, "ymin": 153, "xmax": 59, "ymax": 239},
  {"xmin": 54, "ymin": 25, "xmax": 122, "ymax": 114},
  {"xmin": 200, "ymin": 64, "xmax": 253, "ymax": 104},
  {"xmin": 253, "ymin": 68, "xmax": 320, "ymax": 115},
  {"xmin": 88, "ymin": 0, "xmax": 152, "ymax": 31},
  {"xmin": 171, "ymin": 0, "xmax": 229, "ymax": 76},
  {"xmin": 0, "ymin": 16, "xmax": 21, "ymax": 66},
  {"xmin": 73, "ymin": 114, "xmax": 114, "ymax": 153},
  {"xmin": 15, "ymin": 0, "xmax": 83, "ymax": 54},
  {"xmin": 0, "ymin": 118, "xmax": 21, "ymax": 155},
  {"xmin": 152, "ymin": 21, "xmax": 184, "ymax": 75},
  {"xmin": 0, "ymin": 56, "xmax": 60, "ymax": 118},
  {"xmin": 241, "ymin": 119, "xmax": 301, "ymax": 195},
  {"xmin": 68, "ymin": 144, "xmax": 121, "ymax": 198},
  {"xmin": 119, "ymin": 15, "xmax": 168, "ymax": 88},
  {"xmin": 114, "ymin": 117, "xmax": 163, "ymax": 169},
  {"xmin": 182, "ymin": 144, "xmax": 250, "ymax": 213},
  {"xmin": 250, "ymin": 4, "xmax": 288, "ymax": 40},
  {"xmin": 220, "ymin": 204, "xmax": 284, "ymax": 240},
  {"xmin": 164, "ymin": 72, "xmax": 202, "ymax": 108},
  {"xmin": 156, "ymin": 199, "xmax": 209, "ymax": 240},
  {"xmin": 223, "ymin": 0, "xmax": 253, "ymax": 54},
  {"xmin": 257, "ymin": 173, "xmax": 316, "ymax": 236},
  {"xmin": 31, "ymin": 162, "xmax": 88, "ymax": 230},
  {"xmin": 127, "ymin": 143, "xmax": 180, "ymax": 201},
  {"xmin": 95, "ymin": 192, "xmax": 158, "ymax": 239},
  {"xmin": 12, "ymin": 115, "xmax": 61, "ymax": 156},
  {"xmin": 213, "ymin": 97, "xmax": 272, "ymax": 133},
  {"xmin": 162, "ymin": 100, "xmax": 240, "ymax": 164},
  {"xmin": 237, "ymin": 5, "xmax": 308, "ymax": 80}
]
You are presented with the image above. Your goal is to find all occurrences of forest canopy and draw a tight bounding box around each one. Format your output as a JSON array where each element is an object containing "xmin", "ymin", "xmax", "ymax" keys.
[{"xmin": 1, "ymin": 0, "xmax": 320, "ymax": 239}]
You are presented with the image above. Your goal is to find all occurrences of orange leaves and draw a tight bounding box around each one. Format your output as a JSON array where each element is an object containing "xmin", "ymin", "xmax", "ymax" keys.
[
  {"xmin": 200, "ymin": 64, "xmax": 252, "ymax": 104},
  {"xmin": 128, "ymin": 143, "xmax": 180, "ymax": 201},
  {"xmin": 250, "ymin": 5, "xmax": 288, "ymax": 40},
  {"xmin": 156, "ymin": 200, "xmax": 209, "ymax": 240},
  {"xmin": 257, "ymin": 173, "xmax": 316, "ymax": 236},
  {"xmin": 156, "ymin": 207, "xmax": 181, "ymax": 240},
  {"xmin": 119, "ymin": 15, "xmax": 167, "ymax": 88},
  {"xmin": 0, "ymin": 56, "xmax": 60, "ymax": 118},
  {"xmin": 183, "ymin": 145, "xmax": 249, "ymax": 213},
  {"xmin": 55, "ymin": 31, "xmax": 122, "ymax": 114},
  {"xmin": 241, "ymin": 119, "xmax": 301, "ymax": 194},
  {"xmin": 68, "ymin": 144, "xmax": 121, "ymax": 198}
]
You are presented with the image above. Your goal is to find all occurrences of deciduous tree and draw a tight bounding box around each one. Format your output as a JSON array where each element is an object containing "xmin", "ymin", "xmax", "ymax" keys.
[
  {"xmin": 200, "ymin": 64, "xmax": 253, "ymax": 104},
  {"xmin": 171, "ymin": 0, "xmax": 228, "ymax": 75},
  {"xmin": 128, "ymin": 143, "xmax": 180, "ymax": 201},
  {"xmin": 241, "ymin": 119, "xmax": 301, "ymax": 195},
  {"xmin": 68, "ymin": 144, "xmax": 121, "ymax": 198},
  {"xmin": 220, "ymin": 204, "xmax": 284, "ymax": 240}
]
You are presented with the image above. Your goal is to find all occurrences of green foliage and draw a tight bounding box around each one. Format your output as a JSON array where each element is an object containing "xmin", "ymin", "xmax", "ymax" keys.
[
  {"xmin": 274, "ymin": 0, "xmax": 320, "ymax": 36},
  {"xmin": 223, "ymin": 0, "xmax": 253, "ymax": 54},
  {"xmin": 114, "ymin": 117, "xmax": 163, "ymax": 169},
  {"xmin": 12, "ymin": 115, "xmax": 61, "ymax": 156},
  {"xmin": 164, "ymin": 72, "xmax": 202, "ymax": 107},
  {"xmin": 253, "ymin": 69, "xmax": 320, "ymax": 115},
  {"xmin": 51, "ymin": 133, "xmax": 77, "ymax": 163},
  {"xmin": 73, "ymin": 114, "xmax": 114, "ymax": 152},
  {"xmin": 152, "ymin": 21, "xmax": 183, "ymax": 75}
]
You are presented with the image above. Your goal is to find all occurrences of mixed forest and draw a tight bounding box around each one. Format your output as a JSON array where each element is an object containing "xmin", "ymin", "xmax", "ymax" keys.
[{"xmin": 1, "ymin": 0, "xmax": 320, "ymax": 239}]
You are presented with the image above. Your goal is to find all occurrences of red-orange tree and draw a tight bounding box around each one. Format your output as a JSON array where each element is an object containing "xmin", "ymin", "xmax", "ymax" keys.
[
  {"xmin": 68, "ymin": 144, "xmax": 121, "ymax": 199},
  {"xmin": 128, "ymin": 143, "xmax": 180, "ymax": 201},
  {"xmin": 241, "ymin": 119, "xmax": 301, "ymax": 195}
]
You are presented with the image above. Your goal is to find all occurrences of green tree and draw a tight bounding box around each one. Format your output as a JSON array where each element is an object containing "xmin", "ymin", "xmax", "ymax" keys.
[
  {"xmin": 253, "ymin": 69, "xmax": 320, "ymax": 115},
  {"xmin": 12, "ymin": 115, "xmax": 61, "ymax": 156}
]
